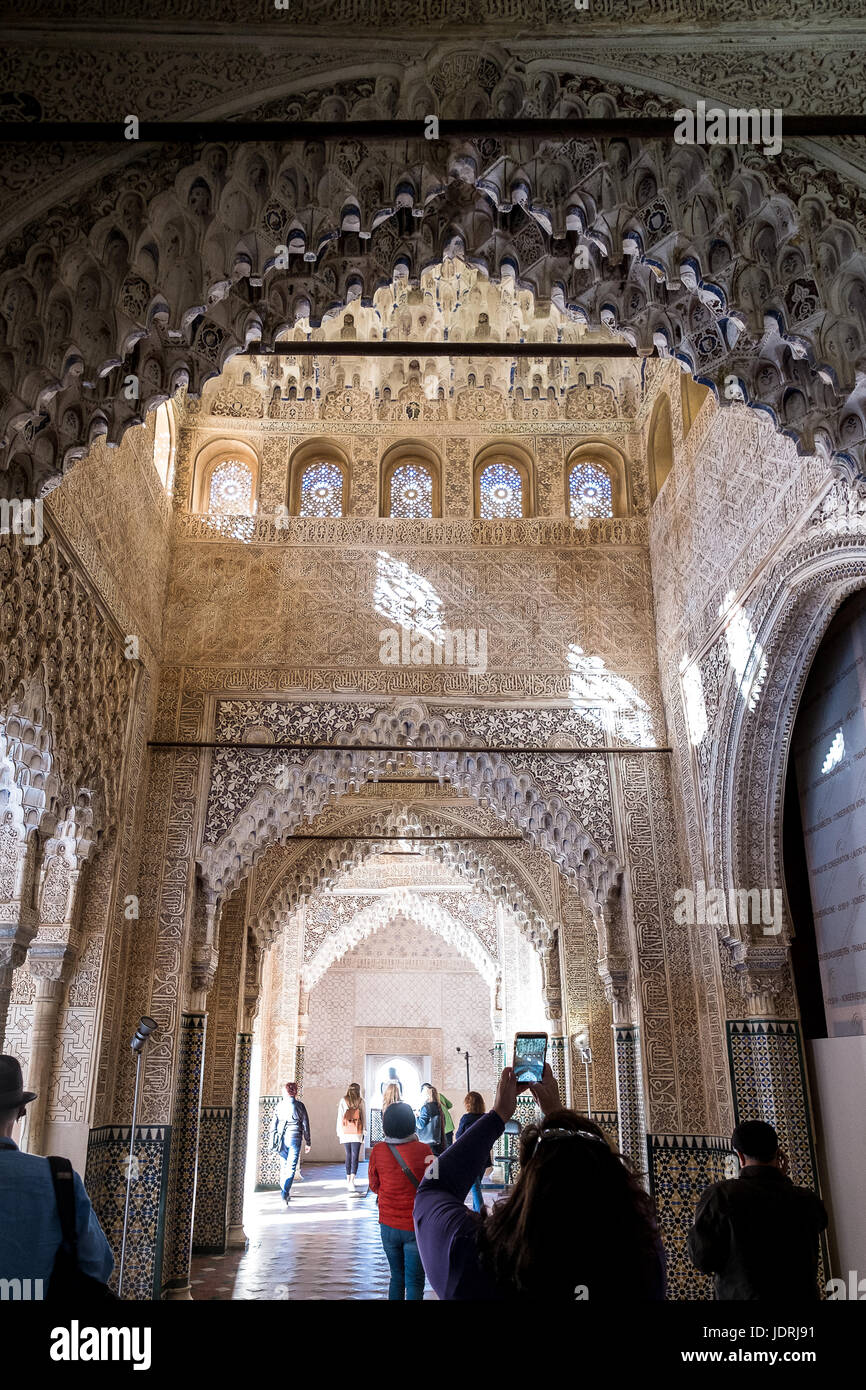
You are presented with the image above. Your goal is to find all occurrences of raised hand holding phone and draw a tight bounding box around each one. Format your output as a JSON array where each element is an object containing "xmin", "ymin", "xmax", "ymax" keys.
[{"xmin": 527, "ymin": 1063, "xmax": 561, "ymax": 1116}]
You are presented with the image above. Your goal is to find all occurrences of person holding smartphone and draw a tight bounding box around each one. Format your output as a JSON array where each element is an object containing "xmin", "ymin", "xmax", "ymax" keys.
[{"xmin": 413, "ymin": 1063, "xmax": 665, "ymax": 1301}]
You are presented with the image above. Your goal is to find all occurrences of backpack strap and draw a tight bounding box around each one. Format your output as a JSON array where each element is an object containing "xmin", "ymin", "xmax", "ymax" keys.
[
  {"xmin": 385, "ymin": 1142, "xmax": 420, "ymax": 1188},
  {"xmin": 48, "ymin": 1156, "xmax": 78, "ymax": 1256}
]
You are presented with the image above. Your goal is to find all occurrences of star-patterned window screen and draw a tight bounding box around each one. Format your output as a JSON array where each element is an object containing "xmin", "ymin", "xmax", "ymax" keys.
[
  {"xmin": 479, "ymin": 461, "xmax": 523, "ymax": 518},
  {"xmin": 299, "ymin": 461, "xmax": 344, "ymax": 517},
  {"xmin": 208, "ymin": 459, "xmax": 254, "ymax": 516},
  {"xmin": 388, "ymin": 463, "xmax": 434, "ymax": 519},
  {"xmin": 569, "ymin": 461, "xmax": 613, "ymax": 520}
]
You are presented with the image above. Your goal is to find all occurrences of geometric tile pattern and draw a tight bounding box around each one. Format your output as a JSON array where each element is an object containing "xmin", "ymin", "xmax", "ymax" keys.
[
  {"xmin": 227, "ymin": 1034, "xmax": 253, "ymax": 1239},
  {"xmin": 548, "ymin": 1036, "xmax": 566, "ymax": 1100},
  {"xmin": 647, "ymin": 1134, "xmax": 730, "ymax": 1301},
  {"xmin": 256, "ymin": 1096, "xmax": 281, "ymax": 1191},
  {"xmin": 192, "ymin": 1106, "xmax": 233, "ymax": 1255},
  {"xmin": 162, "ymin": 1012, "xmax": 207, "ymax": 1291},
  {"xmin": 85, "ymin": 1123, "xmax": 171, "ymax": 1300},
  {"xmin": 727, "ymin": 1021, "xmax": 817, "ymax": 1189},
  {"xmin": 590, "ymin": 1111, "xmax": 620, "ymax": 1148},
  {"xmin": 614, "ymin": 1025, "xmax": 647, "ymax": 1175},
  {"xmin": 727, "ymin": 1019, "xmax": 828, "ymax": 1288}
]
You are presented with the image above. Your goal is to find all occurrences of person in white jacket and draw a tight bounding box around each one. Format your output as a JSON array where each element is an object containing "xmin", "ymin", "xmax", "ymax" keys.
[{"xmin": 336, "ymin": 1082, "xmax": 366, "ymax": 1194}]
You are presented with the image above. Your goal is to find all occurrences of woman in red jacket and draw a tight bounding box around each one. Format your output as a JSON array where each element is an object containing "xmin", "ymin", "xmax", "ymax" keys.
[{"xmin": 367, "ymin": 1101, "xmax": 432, "ymax": 1300}]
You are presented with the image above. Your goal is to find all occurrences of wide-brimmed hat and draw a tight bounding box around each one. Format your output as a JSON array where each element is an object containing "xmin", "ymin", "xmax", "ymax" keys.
[
  {"xmin": 0, "ymin": 1055, "xmax": 36, "ymax": 1108},
  {"xmin": 382, "ymin": 1102, "xmax": 416, "ymax": 1141}
]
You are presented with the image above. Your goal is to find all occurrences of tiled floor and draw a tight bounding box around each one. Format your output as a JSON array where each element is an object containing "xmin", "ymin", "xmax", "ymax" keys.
[{"xmin": 190, "ymin": 1162, "xmax": 443, "ymax": 1300}]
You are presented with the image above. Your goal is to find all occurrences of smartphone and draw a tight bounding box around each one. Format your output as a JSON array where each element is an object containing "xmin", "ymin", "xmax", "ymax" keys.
[{"xmin": 513, "ymin": 1031, "xmax": 548, "ymax": 1085}]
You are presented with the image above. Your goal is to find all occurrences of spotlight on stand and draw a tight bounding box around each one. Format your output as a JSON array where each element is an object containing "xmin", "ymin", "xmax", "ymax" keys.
[
  {"xmin": 572, "ymin": 1029, "xmax": 593, "ymax": 1115},
  {"xmin": 131, "ymin": 1016, "xmax": 157, "ymax": 1054},
  {"xmin": 119, "ymin": 1016, "xmax": 158, "ymax": 1298}
]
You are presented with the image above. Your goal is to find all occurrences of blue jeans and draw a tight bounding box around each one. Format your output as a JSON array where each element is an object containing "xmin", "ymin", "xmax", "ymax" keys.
[
  {"xmin": 470, "ymin": 1179, "xmax": 484, "ymax": 1213},
  {"xmin": 380, "ymin": 1224, "xmax": 425, "ymax": 1300},
  {"xmin": 343, "ymin": 1141, "xmax": 361, "ymax": 1175},
  {"xmin": 280, "ymin": 1142, "xmax": 302, "ymax": 1198}
]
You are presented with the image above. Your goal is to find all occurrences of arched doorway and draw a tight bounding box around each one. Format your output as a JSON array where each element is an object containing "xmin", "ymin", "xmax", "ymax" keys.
[{"xmin": 784, "ymin": 587, "xmax": 866, "ymax": 1279}]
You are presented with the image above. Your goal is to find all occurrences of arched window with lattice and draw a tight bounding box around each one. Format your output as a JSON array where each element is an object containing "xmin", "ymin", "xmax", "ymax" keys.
[
  {"xmin": 569, "ymin": 460, "xmax": 613, "ymax": 521},
  {"xmin": 298, "ymin": 461, "xmax": 345, "ymax": 517},
  {"xmin": 388, "ymin": 462, "xmax": 434, "ymax": 519},
  {"xmin": 478, "ymin": 461, "xmax": 524, "ymax": 519},
  {"xmin": 207, "ymin": 458, "xmax": 254, "ymax": 516}
]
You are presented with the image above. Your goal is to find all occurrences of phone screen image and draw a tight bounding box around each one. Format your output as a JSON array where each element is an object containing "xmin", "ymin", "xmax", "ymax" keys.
[{"xmin": 513, "ymin": 1033, "xmax": 547, "ymax": 1084}]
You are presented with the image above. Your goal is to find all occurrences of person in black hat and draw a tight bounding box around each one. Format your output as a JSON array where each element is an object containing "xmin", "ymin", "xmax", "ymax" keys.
[
  {"xmin": 0, "ymin": 1054, "xmax": 114, "ymax": 1290},
  {"xmin": 688, "ymin": 1119, "xmax": 828, "ymax": 1300},
  {"xmin": 367, "ymin": 1100, "xmax": 432, "ymax": 1300}
]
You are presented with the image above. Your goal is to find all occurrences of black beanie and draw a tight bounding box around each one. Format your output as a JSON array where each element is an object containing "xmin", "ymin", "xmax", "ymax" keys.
[{"xmin": 382, "ymin": 1101, "xmax": 416, "ymax": 1140}]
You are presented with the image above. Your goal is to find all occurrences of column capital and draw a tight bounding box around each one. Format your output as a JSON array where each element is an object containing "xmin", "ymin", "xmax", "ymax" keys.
[
  {"xmin": 598, "ymin": 952, "xmax": 632, "ymax": 1025},
  {"xmin": 731, "ymin": 941, "xmax": 789, "ymax": 1017},
  {"xmin": 0, "ymin": 908, "xmax": 39, "ymax": 971},
  {"xmin": 28, "ymin": 937, "xmax": 79, "ymax": 986}
]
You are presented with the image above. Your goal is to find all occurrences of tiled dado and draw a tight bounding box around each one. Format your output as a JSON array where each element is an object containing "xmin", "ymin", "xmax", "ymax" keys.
[
  {"xmin": 548, "ymin": 1036, "xmax": 566, "ymax": 1100},
  {"xmin": 227, "ymin": 1034, "xmax": 253, "ymax": 1244},
  {"xmin": 647, "ymin": 1134, "xmax": 731, "ymax": 1301},
  {"xmin": 727, "ymin": 1019, "xmax": 829, "ymax": 1287},
  {"xmin": 162, "ymin": 1012, "xmax": 207, "ymax": 1293},
  {"xmin": 256, "ymin": 1094, "xmax": 281, "ymax": 1191},
  {"xmin": 613, "ymin": 1024, "xmax": 647, "ymax": 1174},
  {"xmin": 192, "ymin": 1107, "xmax": 233, "ymax": 1255},
  {"xmin": 591, "ymin": 1110, "xmax": 619, "ymax": 1149},
  {"xmin": 85, "ymin": 1124, "xmax": 171, "ymax": 1300}
]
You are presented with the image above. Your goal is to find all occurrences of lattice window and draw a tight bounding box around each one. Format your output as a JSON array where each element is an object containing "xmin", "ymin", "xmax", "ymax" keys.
[
  {"xmin": 569, "ymin": 461, "xmax": 613, "ymax": 520},
  {"xmin": 479, "ymin": 462, "xmax": 523, "ymax": 518},
  {"xmin": 207, "ymin": 459, "xmax": 254, "ymax": 516},
  {"xmin": 299, "ymin": 461, "xmax": 344, "ymax": 517},
  {"xmin": 388, "ymin": 463, "xmax": 434, "ymax": 519}
]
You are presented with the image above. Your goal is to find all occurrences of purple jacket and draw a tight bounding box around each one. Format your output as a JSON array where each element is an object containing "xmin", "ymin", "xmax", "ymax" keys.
[
  {"xmin": 413, "ymin": 1109, "xmax": 668, "ymax": 1301},
  {"xmin": 413, "ymin": 1110, "xmax": 505, "ymax": 1300}
]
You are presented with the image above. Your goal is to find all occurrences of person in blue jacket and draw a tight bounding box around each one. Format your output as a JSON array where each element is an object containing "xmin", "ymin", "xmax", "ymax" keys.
[{"xmin": 0, "ymin": 1055, "xmax": 114, "ymax": 1290}]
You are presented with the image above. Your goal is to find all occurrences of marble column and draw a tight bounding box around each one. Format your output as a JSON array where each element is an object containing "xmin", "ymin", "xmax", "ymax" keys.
[{"xmin": 226, "ymin": 1031, "xmax": 253, "ymax": 1249}]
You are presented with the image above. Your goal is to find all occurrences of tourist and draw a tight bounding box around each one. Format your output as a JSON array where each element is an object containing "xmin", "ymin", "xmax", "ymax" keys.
[
  {"xmin": 416, "ymin": 1082, "xmax": 447, "ymax": 1156},
  {"xmin": 367, "ymin": 1101, "xmax": 432, "ymax": 1300},
  {"xmin": 381, "ymin": 1081, "xmax": 402, "ymax": 1115},
  {"xmin": 688, "ymin": 1119, "xmax": 828, "ymax": 1300},
  {"xmin": 455, "ymin": 1091, "xmax": 493, "ymax": 1212},
  {"xmin": 439, "ymin": 1090, "xmax": 456, "ymax": 1147},
  {"xmin": 336, "ymin": 1081, "xmax": 366, "ymax": 1193},
  {"xmin": 0, "ymin": 1055, "xmax": 114, "ymax": 1292},
  {"xmin": 272, "ymin": 1081, "xmax": 311, "ymax": 1205},
  {"xmin": 379, "ymin": 1065, "xmax": 403, "ymax": 1103},
  {"xmin": 414, "ymin": 1065, "xmax": 665, "ymax": 1300}
]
